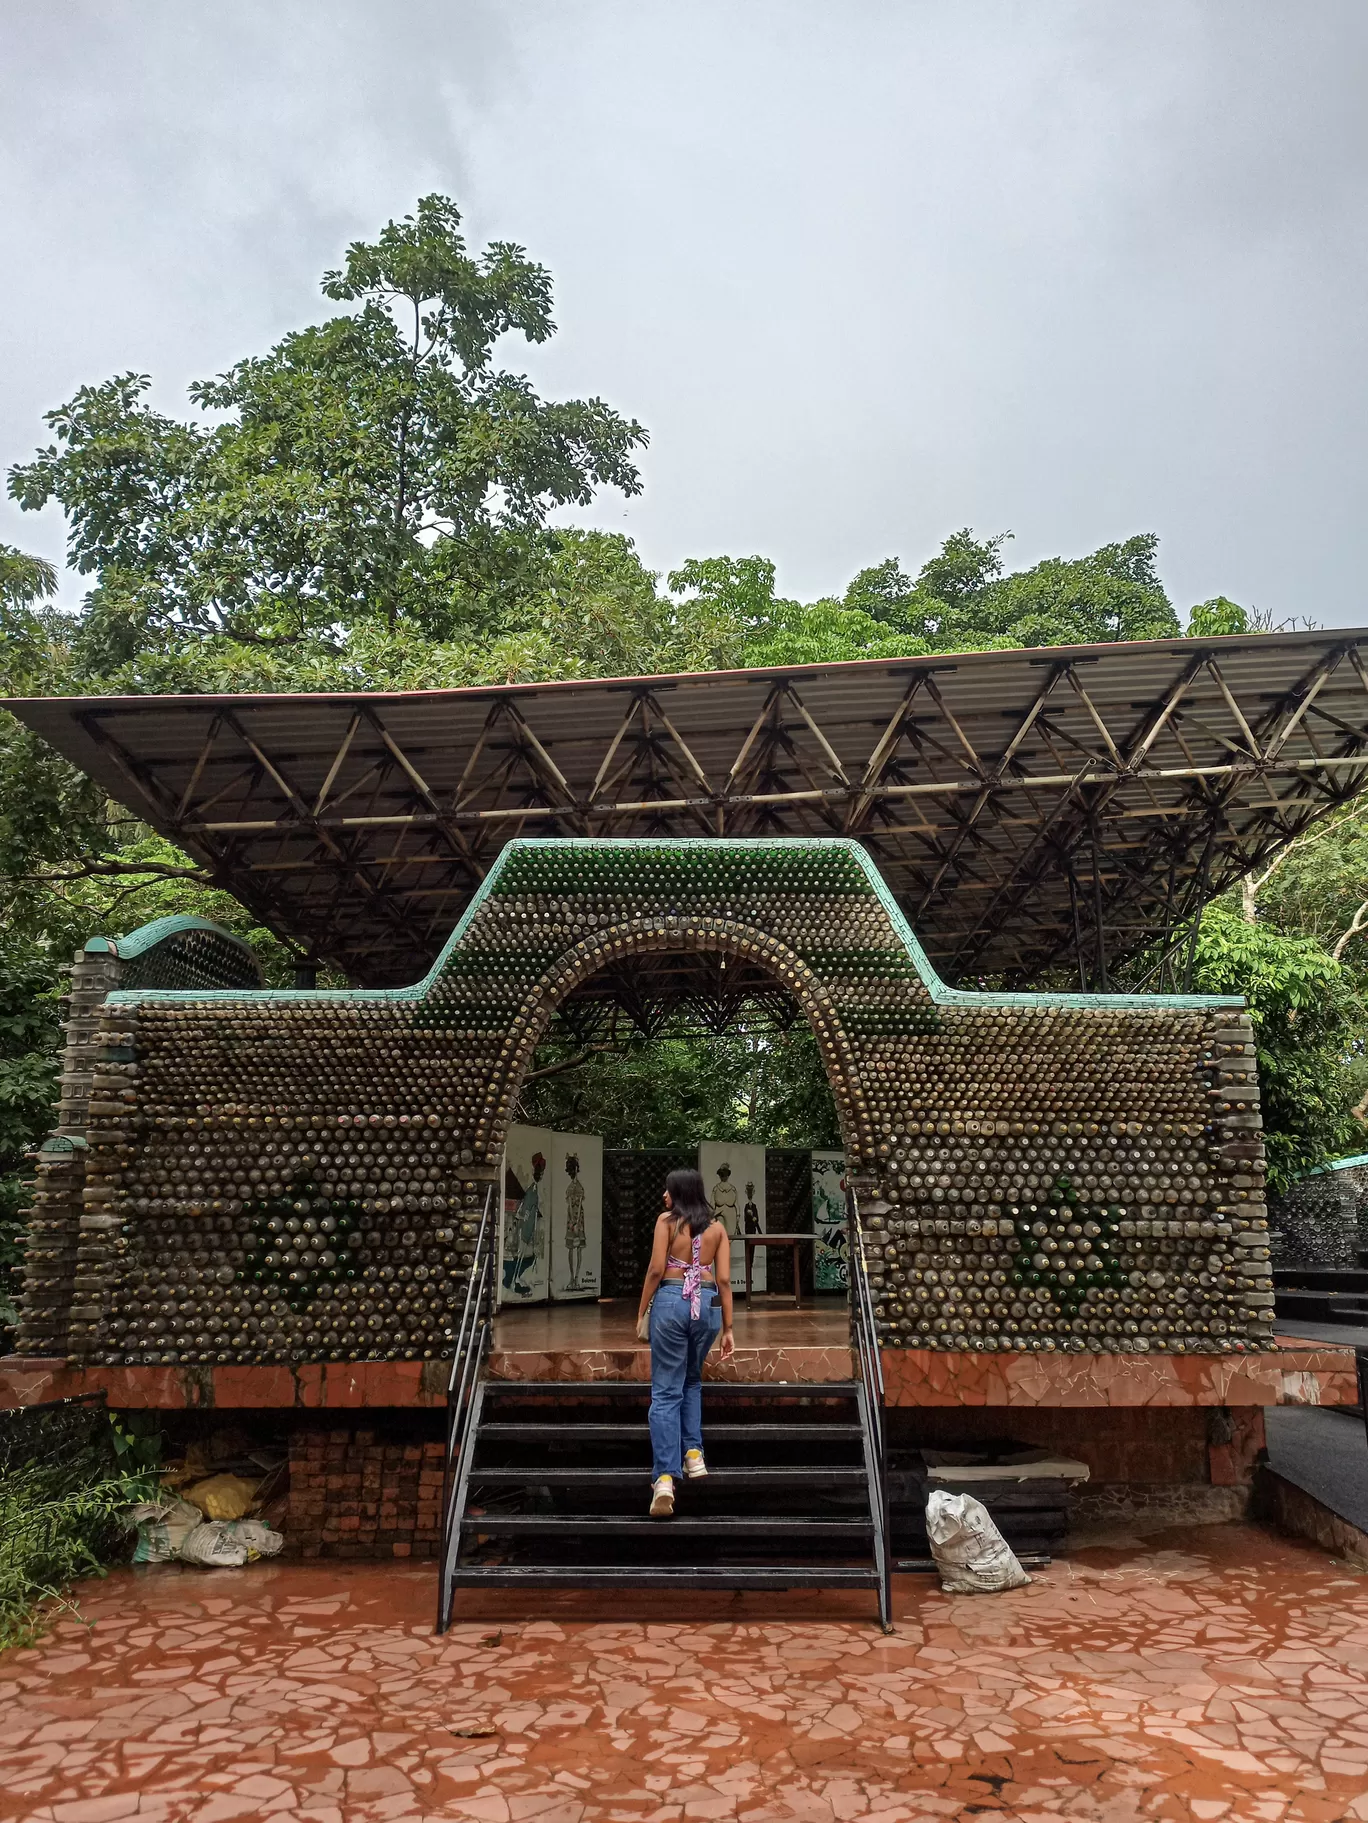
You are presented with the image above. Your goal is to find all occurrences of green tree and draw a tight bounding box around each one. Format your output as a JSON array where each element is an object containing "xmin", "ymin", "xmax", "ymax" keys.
[
  {"xmin": 841, "ymin": 556, "xmax": 919, "ymax": 626},
  {"xmin": 661, "ymin": 554, "xmax": 924, "ymax": 669},
  {"xmin": 9, "ymin": 195, "xmax": 647, "ymax": 689},
  {"xmin": 665, "ymin": 530, "xmax": 1187, "ymax": 672},
  {"xmin": 915, "ymin": 528, "xmax": 1009, "ymax": 617},
  {"xmin": 0, "ymin": 544, "xmax": 59, "ymax": 690},
  {"xmin": 1188, "ymin": 596, "xmax": 1250, "ymax": 637},
  {"xmin": 955, "ymin": 533, "xmax": 1181, "ymax": 648},
  {"xmin": 1188, "ymin": 905, "xmax": 1358, "ymax": 1191},
  {"xmin": 521, "ymin": 1024, "xmax": 840, "ymax": 1151}
]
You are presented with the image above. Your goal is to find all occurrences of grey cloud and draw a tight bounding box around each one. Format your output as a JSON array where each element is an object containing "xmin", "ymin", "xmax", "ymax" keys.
[{"xmin": 2, "ymin": 0, "xmax": 1364, "ymax": 627}]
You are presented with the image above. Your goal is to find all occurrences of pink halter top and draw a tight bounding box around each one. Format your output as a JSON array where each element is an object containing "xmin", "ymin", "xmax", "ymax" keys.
[{"xmin": 680, "ymin": 1232, "xmax": 703, "ymax": 1319}]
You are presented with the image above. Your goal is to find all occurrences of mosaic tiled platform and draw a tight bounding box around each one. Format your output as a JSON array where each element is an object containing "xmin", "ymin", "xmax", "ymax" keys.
[
  {"xmin": 5, "ymin": 1526, "xmax": 1368, "ymax": 1822},
  {"xmin": 0, "ymin": 1332, "xmax": 1351, "ymax": 1410}
]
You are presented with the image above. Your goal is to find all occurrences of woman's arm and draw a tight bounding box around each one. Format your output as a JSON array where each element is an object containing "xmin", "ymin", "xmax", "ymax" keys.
[
  {"xmin": 636, "ymin": 1215, "xmax": 671, "ymax": 1326},
  {"xmin": 714, "ymin": 1226, "xmax": 734, "ymax": 1359}
]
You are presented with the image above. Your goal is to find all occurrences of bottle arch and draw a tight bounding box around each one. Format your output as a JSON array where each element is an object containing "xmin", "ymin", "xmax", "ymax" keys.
[{"xmin": 477, "ymin": 915, "xmax": 875, "ymax": 1168}]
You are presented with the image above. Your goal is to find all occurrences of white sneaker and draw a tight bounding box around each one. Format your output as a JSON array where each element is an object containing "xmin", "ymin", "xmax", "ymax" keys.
[
  {"xmin": 650, "ymin": 1475, "xmax": 675, "ymax": 1518},
  {"xmin": 683, "ymin": 1449, "xmax": 707, "ymax": 1479}
]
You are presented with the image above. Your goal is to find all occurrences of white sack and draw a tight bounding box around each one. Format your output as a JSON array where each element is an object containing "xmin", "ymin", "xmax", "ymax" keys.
[
  {"xmin": 128, "ymin": 1497, "xmax": 204, "ymax": 1564},
  {"xmin": 178, "ymin": 1521, "xmax": 251, "ymax": 1567},
  {"xmin": 224, "ymin": 1519, "xmax": 284, "ymax": 1558},
  {"xmin": 177, "ymin": 1517, "xmax": 286, "ymax": 1567},
  {"xmin": 925, "ymin": 1489, "xmax": 1031, "ymax": 1594}
]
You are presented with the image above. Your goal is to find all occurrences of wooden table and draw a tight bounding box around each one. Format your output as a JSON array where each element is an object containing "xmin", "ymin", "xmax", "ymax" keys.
[{"xmin": 742, "ymin": 1233, "xmax": 815, "ymax": 1308}]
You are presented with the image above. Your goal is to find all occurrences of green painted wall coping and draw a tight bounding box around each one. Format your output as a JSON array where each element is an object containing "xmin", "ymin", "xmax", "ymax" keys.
[
  {"xmin": 104, "ymin": 836, "xmax": 1243, "ymax": 1014},
  {"xmin": 1301, "ymin": 1152, "xmax": 1368, "ymax": 1178},
  {"xmin": 86, "ymin": 913, "xmax": 257, "ymax": 963}
]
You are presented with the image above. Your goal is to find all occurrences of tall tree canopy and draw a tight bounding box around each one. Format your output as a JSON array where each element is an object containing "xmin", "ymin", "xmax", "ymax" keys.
[{"xmin": 9, "ymin": 195, "xmax": 647, "ymax": 690}]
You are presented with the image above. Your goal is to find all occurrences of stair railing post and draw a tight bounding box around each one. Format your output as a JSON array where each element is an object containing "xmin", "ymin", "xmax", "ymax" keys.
[
  {"xmin": 846, "ymin": 1184, "xmax": 893, "ymax": 1632},
  {"xmin": 436, "ymin": 1183, "xmax": 496, "ymax": 1635}
]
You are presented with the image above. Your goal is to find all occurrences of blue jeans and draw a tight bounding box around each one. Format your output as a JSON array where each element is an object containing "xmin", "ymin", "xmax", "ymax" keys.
[{"xmin": 648, "ymin": 1286, "xmax": 721, "ymax": 1479}]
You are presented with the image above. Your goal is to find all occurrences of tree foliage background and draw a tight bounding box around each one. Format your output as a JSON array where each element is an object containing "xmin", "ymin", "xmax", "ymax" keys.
[{"xmin": 1, "ymin": 194, "xmax": 1364, "ymax": 1326}]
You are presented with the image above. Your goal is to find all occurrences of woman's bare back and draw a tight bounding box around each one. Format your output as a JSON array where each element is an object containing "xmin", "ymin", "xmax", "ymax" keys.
[{"xmin": 661, "ymin": 1214, "xmax": 724, "ymax": 1274}]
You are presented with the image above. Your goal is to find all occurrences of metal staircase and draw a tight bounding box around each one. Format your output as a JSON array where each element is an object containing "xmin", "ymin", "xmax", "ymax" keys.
[{"xmin": 435, "ymin": 1189, "xmax": 891, "ymax": 1631}]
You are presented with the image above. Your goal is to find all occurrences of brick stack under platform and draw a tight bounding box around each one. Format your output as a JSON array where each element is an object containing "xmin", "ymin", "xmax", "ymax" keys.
[
  {"xmin": 1, "ymin": 1306, "xmax": 1358, "ymax": 1562},
  {"xmin": 287, "ymin": 1428, "xmax": 446, "ymax": 1560}
]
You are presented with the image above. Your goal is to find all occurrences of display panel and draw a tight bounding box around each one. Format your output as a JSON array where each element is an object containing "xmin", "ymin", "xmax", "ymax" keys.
[
  {"xmin": 549, "ymin": 1132, "xmax": 603, "ymax": 1302},
  {"xmin": 811, "ymin": 1151, "xmax": 849, "ymax": 1292},
  {"xmin": 699, "ymin": 1140, "xmax": 767, "ymax": 1292},
  {"xmin": 501, "ymin": 1124, "xmax": 554, "ymax": 1304}
]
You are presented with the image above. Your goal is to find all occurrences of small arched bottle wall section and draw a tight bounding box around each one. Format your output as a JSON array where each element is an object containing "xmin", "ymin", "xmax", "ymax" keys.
[{"xmin": 29, "ymin": 835, "xmax": 1274, "ymax": 1368}]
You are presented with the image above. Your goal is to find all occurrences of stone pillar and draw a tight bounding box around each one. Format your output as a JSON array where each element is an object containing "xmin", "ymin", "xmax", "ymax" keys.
[
  {"xmin": 1209, "ymin": 1012, "xmax": 1276, "ymax": 1346},
  {"xmin": 14, "ymin": 946, "xmax": 122, "ymax": 1360}
]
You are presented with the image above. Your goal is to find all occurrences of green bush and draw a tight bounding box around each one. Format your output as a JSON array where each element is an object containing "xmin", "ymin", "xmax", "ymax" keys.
[
  {"xmin": 0, "ymin": 1472, "xmax": 145, "ymax": 1647},
  {"xmin": 0, "ymin": 1402, "xmax": 160, "ymax": 1649}
]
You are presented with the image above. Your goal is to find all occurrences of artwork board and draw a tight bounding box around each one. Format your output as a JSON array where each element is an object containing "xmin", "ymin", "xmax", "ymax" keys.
[
  {"xmin": 500, "ymin": 1124, "xmax": 553, "ymax": 1304},
  {"xmin": 811, "ymin": 1151, "xmax": 849, "ymax": 1291},
  {"xmin": 698, "ymin": 1140, "xmax": 767, "ymax": 1291},
  {"xmin": 549, "ymin": 1132, "xmax": 603, "ymax": 1301},
  {"xmin": 500, "ymin": 1123, "xmax": 603, "ymax": 1304}
]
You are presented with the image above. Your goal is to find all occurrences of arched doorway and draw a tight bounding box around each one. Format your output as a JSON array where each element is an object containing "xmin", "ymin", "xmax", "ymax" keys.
[
  {"xmin": 474, "ymin": 917, "xmax": 871, "ymax": 1326},
  {"xmin": 478, "ymin": 917, "xmax": 873, "ymax": 1171}
]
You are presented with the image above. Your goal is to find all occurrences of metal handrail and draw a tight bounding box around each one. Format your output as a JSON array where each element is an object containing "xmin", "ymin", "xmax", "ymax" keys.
[
  {"xmin": 435, "ymin": 1183, "xmax": 498, "ymax": 1634},
  {"xmin": 846, "ymin": 1186, "xmax": 893, "ymax": 1632}
]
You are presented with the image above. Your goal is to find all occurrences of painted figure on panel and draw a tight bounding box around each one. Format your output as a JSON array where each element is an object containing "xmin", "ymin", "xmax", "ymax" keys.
[
  {"xmin": 812, "ymin": 1152, "xmax": 849, "ymax": 1292},
  {"xmin": 743, "ymin": 1181, "xmax": 761, "ymax": 1234},
  {"xmin": 710, "ymin": 1163, "xmax": 739, "ymax": 1238},
  {"xmin": 503, "ymin": 1151, "xmax": 546, "ymax": 1295},
  {"xmin": 563, "ymin": 1152, "xmax": 587, "ymax": 1291}
]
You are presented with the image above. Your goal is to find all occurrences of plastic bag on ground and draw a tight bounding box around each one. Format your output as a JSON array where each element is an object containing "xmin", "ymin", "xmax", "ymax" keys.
[
  {"xmin": 179, "ymin": 1522, "xmax": 253, "ymax": 1568},
  {"xmin": 224, "ymin": 1519, "xmax": 284, "ymax": 1558},
  {"xmin": 125, "ymin": 1499, "xmax": 286, "ymax": 1568},
  {"xmin": 177, "ymin": 1517, "xmax": 285, "ymax": 1567},
  {"xmin": 925, "ymin": 1489, "xmax": 1032, "ymax": 1594},
  {"xmin": 128, "ymin": 1497, "xmax": 203, "ymax": 1565}
]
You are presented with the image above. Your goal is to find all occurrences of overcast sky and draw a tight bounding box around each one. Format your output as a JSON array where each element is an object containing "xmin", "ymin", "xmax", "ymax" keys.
[{"xmin": 3, "ymin": 1, "xmax": 1366, "ymax": 626}]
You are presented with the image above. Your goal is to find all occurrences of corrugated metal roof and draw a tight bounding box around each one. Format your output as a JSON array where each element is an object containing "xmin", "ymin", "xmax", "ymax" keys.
[{"xmin": 8, "ymin": 627, "xmax": 1368, "ymax": 987}]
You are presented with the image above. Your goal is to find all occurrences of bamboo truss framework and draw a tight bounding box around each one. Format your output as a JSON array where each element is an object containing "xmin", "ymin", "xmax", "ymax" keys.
[{"xmin": 11, "ymin": 631, "xmax": 1368, "ymax": 1009}]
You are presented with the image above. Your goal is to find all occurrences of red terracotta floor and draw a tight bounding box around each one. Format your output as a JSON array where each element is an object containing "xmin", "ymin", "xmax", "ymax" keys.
[{"xmin": 4, "ymin": 1525, "xmax": 1368, "ymax": 1823}]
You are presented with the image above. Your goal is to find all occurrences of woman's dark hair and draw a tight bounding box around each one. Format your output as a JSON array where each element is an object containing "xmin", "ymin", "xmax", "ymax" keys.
[{"xmin": 665, "ymin": 1167, "xmax": 713, "ymax": 1238}]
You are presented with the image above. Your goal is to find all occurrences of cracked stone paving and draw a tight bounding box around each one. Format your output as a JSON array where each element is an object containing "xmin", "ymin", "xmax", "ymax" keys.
[{"xmin": 4, "ymin": 1524, "xmax": 1368, "ymax": 1823}]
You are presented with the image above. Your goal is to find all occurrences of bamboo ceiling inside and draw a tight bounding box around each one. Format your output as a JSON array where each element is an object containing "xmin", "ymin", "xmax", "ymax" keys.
[{"xmin": 9, "ymin": 629, "xmax": 1368, "ymax": 989}]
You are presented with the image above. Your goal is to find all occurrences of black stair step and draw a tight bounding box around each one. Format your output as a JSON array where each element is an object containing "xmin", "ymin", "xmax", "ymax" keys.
[
  {"xmin": 1274, "ymin": 1268, "xmax": 1368, "ymax": 1292},
  {"xmin": 476, "ymin": 1421, "xmax": 863, "ymax": 1441},
  {"xmin": 1275, "ymin": 1290, "xmax": 1368, "ymax": 1324},
  {"xmin": 462, "ymin": 1514, "xmax": 873, "ymax": 1538},
  {"xmin": 469, "ymin": 1464, "xmax": 867, "ymax": 1487},
  {"xmin": 483, "ymin": 1381, "xmax": 860, "ymax": 1399},
  {"xmin": 449, "ymin": 1565, "xmax": 880, "ymax": 1589}
]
